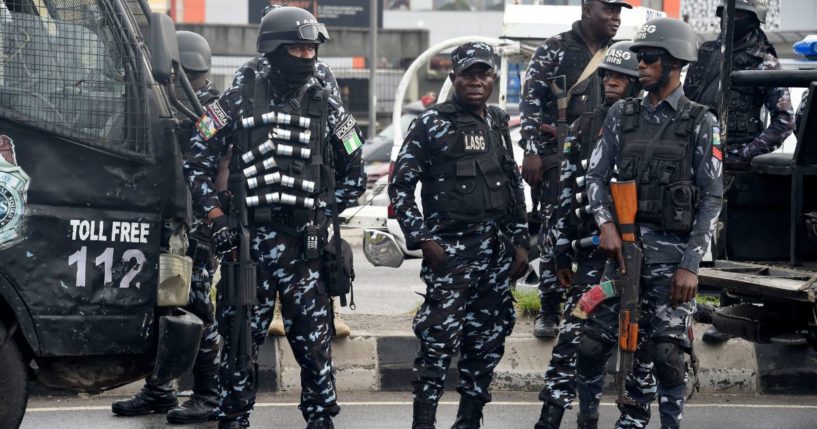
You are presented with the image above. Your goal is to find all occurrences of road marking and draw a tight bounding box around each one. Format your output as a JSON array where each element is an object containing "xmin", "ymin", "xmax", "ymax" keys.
[{"xmin": 27, "ymin": 401, "xmax": 817, "ymax": 412}]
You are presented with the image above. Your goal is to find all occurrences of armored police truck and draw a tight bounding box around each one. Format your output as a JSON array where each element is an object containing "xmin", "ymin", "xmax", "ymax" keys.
[{"xmin": 1, "ymin": 1, "xmax": 205, "ymax": 427}]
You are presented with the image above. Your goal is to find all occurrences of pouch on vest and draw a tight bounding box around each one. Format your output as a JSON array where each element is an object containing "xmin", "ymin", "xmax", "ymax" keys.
[
  {"xmin": 323, "ymin": 237, "xmax": 354, "ymax": 299},
  {"xmin": 663, "ymin": 181, "xmax": 698, "ymax": 233}
]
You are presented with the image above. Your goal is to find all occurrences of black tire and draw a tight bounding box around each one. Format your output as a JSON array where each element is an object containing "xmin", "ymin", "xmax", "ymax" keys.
[{"xmin": 0, "ymin": 322, "xmax": 28, "ymax": 429}]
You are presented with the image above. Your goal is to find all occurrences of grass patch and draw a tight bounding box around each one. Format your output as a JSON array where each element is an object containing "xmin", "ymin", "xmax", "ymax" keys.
[
  {"xmin": 695, "ymin": 294, "xmax": 720, "ymax": 307},
  {"xmin": 513, "ymin": 288, "xmax": 541, "ymax": 318}
]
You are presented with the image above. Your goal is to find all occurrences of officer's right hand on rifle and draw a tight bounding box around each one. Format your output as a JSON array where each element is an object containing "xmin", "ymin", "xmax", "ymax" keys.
[
  {"xmin": 598, "ymin": 221, "xmax": 625, "ymax": 273},
  {"xmin": 209, "ymin": 210, "xmax": 237, "ymax": 256}
]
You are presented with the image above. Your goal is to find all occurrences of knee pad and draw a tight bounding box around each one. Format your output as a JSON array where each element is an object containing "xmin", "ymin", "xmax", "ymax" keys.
[
  {"xmin": 577, "ymin": 335, "xmax": 612, "ymax": 375},
  {"xmin": 653, "ymin": 341, "xmax": 686, "ymax": 388}
]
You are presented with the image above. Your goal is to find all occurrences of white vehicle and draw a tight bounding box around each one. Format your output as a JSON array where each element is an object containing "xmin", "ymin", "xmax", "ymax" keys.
[{"xmin": 357, "ymin": 4, "xmax": 666, "ymax": 268}]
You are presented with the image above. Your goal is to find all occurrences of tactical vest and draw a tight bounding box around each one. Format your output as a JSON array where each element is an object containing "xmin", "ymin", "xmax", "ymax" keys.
[
  {"xmin": 570, "ymin": 105, "xmax": 608, "ymax": 236},
  {"xmin": 685, "ymin": 41, "xmax": 764, "ymax": 146},
  {"xmin": 421, "ymin": 102, "xmax": 515, "ymax": 225},
  {"xmin": 552, "ymin": 28, "xmax": 605, "ymax": 125},
  {"xmin": 617, "ymin": 97, "xmax": 710, "ymax": 233},
  {"xmin": 241, "ymin": 75, "xmax": 329, "ymax": 228}
]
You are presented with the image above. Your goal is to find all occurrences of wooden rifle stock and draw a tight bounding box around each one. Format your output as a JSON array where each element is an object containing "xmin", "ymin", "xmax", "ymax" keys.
[{"xmin": 610, "ymin": 180, "xmax": 643, "ymax": 406}]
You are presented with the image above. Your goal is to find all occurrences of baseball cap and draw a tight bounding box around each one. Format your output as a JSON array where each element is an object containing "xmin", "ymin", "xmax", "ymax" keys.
[
  {"xmin": 583, "ymin": 0, "xmax": 633, "ymax": 9},
  {"xmin": 451, "ymin": 42, "xmax": 497, "ymax": 73}
]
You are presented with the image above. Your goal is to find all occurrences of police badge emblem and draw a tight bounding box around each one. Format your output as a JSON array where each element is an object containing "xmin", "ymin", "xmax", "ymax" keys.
[{"xmin": 0, "ymin": 134, "xmax": 30, "ymax": 250}]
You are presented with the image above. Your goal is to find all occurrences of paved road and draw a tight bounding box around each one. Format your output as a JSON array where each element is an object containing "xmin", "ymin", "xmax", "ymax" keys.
[
  {"xmin": 21, "ymin": 392, "xmax": 817, "ymax": 429},
  {"xmin": 337, "ymin": 241, "xmax": 424, "ymax": 316}
]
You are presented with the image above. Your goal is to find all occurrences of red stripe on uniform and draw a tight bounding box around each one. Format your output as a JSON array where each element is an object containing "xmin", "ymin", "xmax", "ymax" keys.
[{"xmin": 713, "ymin": 147, "xmax": 722, "ymax": 161}]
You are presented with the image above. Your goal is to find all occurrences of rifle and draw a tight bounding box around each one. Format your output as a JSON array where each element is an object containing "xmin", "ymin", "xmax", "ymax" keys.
[
  {"xmin": 610, "ymin": 180, "xmax": 643, "ymax": 407},
  {"xmin": 538, "ymin": 75, "xmax": 568, "ymax": 227},
  {"xmin": 221, "ymin": 68, "xmax": 259, "ymax": 384}
]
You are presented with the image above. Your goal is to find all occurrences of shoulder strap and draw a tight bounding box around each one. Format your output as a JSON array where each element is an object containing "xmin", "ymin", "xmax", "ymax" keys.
[
  {"xmin": 621, "ymin": 98, "xmax": 641, "ymax": 132},
  {"xmin": 567, "ymin": 47, "xmax": 606, "ymax": 100}
]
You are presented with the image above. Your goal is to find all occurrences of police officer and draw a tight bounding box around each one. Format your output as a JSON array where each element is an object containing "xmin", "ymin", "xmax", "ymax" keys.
[
  {"xmin": 683, "ymin": 0, "xmax": 793, "ymax": 344},
  {"xmin": 684, "ymin": 0, "xmax": 793, "ymax": 164},
  {"xmin": 577, "ymin": 18, "xmax": 723, "ymax": 429},
  {"xmin": 389, "ymin": 42, "xmax": 530, "ymax": 428},
  {"xmin": 111, "ymin": 30, "xmax": 223, "ymax": 425},
  {"xmin": 258, "ymin": 3, "xmax": 352, "ymax": 340},
  {"xmin": 184, "ymin": 7, "xmax": 366, "ymax": 428},
  {"xmin": 534, "ymin": 40, "xmax": 645, "ymax": 429},
  {"xmin": 519, "ymin": 0, "xmax": 631, "ymax": 339}
]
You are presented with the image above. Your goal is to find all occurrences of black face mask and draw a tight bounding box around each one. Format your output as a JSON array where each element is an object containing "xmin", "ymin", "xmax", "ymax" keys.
[
  {"xmin": 722, "ymin": 16, "xmax": 759, "ymax": 40},
  {"xmin": 267, "ymin": 49, "xmax": 316, "ymax": 90}
]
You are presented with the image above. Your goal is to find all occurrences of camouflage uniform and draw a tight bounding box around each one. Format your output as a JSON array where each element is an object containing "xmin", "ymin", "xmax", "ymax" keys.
[
  {"xmin": 536, "ymin": 105, "xmax": 611, "ymax": 410},
  {"xmin": 184, "ymin": 56, "xmax": 365, "ymax": 424},
  {"xmin": 113, "ymin": 80, "xmax": 224, "ymax": 415},
  {"xmin": 519, "ymin": 21, "xmax": 611, "ymax": 327},
  {"xmin": 388, "ymin": 101, "xmax": 529, "ymax": 406},
  {"xmin": 578, "ymin": 86, "xmax": 723, "ymax": 428},
  {"xmin": 683, "ymin": 29, "xmax": 794, "ymax": 163}
]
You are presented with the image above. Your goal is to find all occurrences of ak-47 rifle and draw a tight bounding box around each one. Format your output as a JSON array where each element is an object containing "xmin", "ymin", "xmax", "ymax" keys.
[
  {"xmin": 537, "ymin": 75, "xmax": 568, "ymax": 227},
  {"xmin": 221, "ymin": 68, "xmax": 259, "ymax": 384},
  {"xmin": 610, "ymin": 180, "xmax": 643, "ymax": 406}
]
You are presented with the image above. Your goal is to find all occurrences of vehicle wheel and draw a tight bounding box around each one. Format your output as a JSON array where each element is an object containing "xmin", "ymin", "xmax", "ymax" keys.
[{"xmin": 0, "ymin": 322, "xmax": 28, "ymax": 429}]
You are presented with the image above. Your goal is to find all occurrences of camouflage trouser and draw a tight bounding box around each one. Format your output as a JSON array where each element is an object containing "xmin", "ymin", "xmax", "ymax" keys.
[
  {"xmin": 537, "ymin": 164, "xmax": 564, "ymax": 318},
  {"xmin": 145, "ymin": 246, "xmax": 221, "ymax": 395},
  {"xmin": 538, "ymin": 253, "xmax": 605, "ymax": 409},
  {"xmin": 577, "ymin": 261, "xmax": 694, "ymax": 429},
  {"xmin": 412, "ymin": 241, "xmax": 515, "ymax": 404},
  {"xmin": 216, "ymin": 226, "xmax": 338, "ymax": 422}
]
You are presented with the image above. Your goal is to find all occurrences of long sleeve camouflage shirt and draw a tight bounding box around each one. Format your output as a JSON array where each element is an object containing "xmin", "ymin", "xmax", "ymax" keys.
[
  {"xmin": 388, "ymin": 103, "xmax": 529, "ymax": 259},
  {"xmin": 183, "ymin": 56, "xmax": 365, "ymax": 220},
  {"xmin": 519, "ymin": 21, "xmax": 610, "ymax": 156},
  {"xmin": 586, "ymin": 86, "xmax": 723, "ymax": 274}
]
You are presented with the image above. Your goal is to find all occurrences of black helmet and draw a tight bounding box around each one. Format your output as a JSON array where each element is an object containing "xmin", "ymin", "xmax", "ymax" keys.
[
  {"xmin": 630, "ymin": 18, "xmax": 699, "ymax": 63},
  {"xmin": 177, "ymin": 31, "xmax": 211, "ymax": 73},
  {"xmin": 717, "ymin": 0, "xmax": 767, "ymax": 24},
  {"xmin": 256, "ymin": 6, "xmax": 329, "ymax": 54},
  {"xmin": 598, "ymin": 41, "xmax": 639, "ymax": 78}
]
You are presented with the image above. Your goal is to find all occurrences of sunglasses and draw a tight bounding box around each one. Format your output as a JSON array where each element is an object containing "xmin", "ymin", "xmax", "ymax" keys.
[{"xmin": 636, "ymin": 50, "xmax": 665, "ymax": 65}]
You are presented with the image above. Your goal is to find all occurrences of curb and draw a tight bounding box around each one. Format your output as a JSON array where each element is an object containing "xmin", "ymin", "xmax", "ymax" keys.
[
  {"xmin": 36, "ymin": 322, "xmax": 817, "ymax": 399},
  {"xmin": 194, "ymin": 322, "xmax": 815, "ymax": 396}
]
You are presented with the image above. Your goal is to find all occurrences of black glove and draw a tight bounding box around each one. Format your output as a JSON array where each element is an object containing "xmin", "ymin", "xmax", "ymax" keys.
[{"xmin": 210, "ymin": 215, "xmax": 237, "ymax": 256}]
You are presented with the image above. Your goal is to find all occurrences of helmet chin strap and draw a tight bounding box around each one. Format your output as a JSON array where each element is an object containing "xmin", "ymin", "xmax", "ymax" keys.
[{"xmin": 644, "ymin": 58, "xmax": 672, "ymax": 92}]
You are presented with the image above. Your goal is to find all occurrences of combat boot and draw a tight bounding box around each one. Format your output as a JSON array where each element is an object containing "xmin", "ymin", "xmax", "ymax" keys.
[
  {"xmin": 412, "ymin": 399, "xmax": 438, "ymax": 429},
  {"xmin": 305, "ymin": 414, "xmax": 334, "ymax": 429},
  {"xmin": 166, "ymin": 362, "xmax": 219, "ymax": 424},
  {"xmin": 333, "ymin": 297, "xmax": 351, "ymax": 337},
  {"xmin": 218, "ymin": 416, "xmax": 249, "ymax": 429},
  {"xmin": 702, "ymin": 325, "xmax": 732, "ymax": 344},
  {"xmin": 533, "ymin": 313, "xmax": 559, "ymax": 339},
  {"xmin": 268, "ymin": 301, "xmax": 285, "ymax": 336},
  {"xmin": 450, "ymin": 394, "xmax": 484, "ymax": 429},
  {"xmin": 577, "ymin": 414, "xmax": 598, "ymax": 429},
  {"xmin": 111, "ymin": 383, "xmax": 178, "ymax": 416},
  {"xmin": 533, "ymin": 401, "xmax": 564, "ymax": 429}
]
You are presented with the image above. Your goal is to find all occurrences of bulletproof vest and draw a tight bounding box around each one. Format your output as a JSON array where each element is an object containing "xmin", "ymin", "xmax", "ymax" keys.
[
  {"xmin": 552, "ymin": 28, "xmax": 605, "ymax": 125},
  {"xmin": 617, "ymin": 97, "xmax": 709, "ymax": 233},
  {"xmin": 421, "ymin": 102, "xmax": 514, "ymax": 225},
  {"xmin": 570, "ymin": 105, "xmax": 609, "ymax": 236},
  {"xmin": 685, "ymin": 40, "xmax": 764, "ymax": 146},
  {"xmin": 242, "ymin": 77, "xmax": 329, "ymax": 227}
]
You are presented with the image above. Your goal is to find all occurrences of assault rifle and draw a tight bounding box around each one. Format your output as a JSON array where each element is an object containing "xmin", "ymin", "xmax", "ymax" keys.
[
  {"xmin": 221, "ymin": 68, "xmax": 259, "ymax": 385},
  {"xmin": 610, "ymin": 180, "xmax": 643, "ymax": 406}
]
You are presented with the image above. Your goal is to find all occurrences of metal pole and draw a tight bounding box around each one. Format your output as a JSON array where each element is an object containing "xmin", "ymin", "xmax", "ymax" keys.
[{"xmin": 368, "ymin": 0, "xmax": 378, "ymax": 139}]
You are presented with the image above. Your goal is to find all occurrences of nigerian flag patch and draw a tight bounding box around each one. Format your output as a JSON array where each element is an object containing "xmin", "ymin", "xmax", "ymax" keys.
[{"xmin": 343, "ymin": 132, "xmax": 363, "ymax": 154}]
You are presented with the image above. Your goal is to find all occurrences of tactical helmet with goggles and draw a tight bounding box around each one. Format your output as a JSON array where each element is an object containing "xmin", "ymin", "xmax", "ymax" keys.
[
  {"xmin": 256, "ymin": 6, "xmax": 329, "ymax": 54},
  {"xmin": 716, "ymin": 0, "xmax": 767, "ymax": 24}
]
